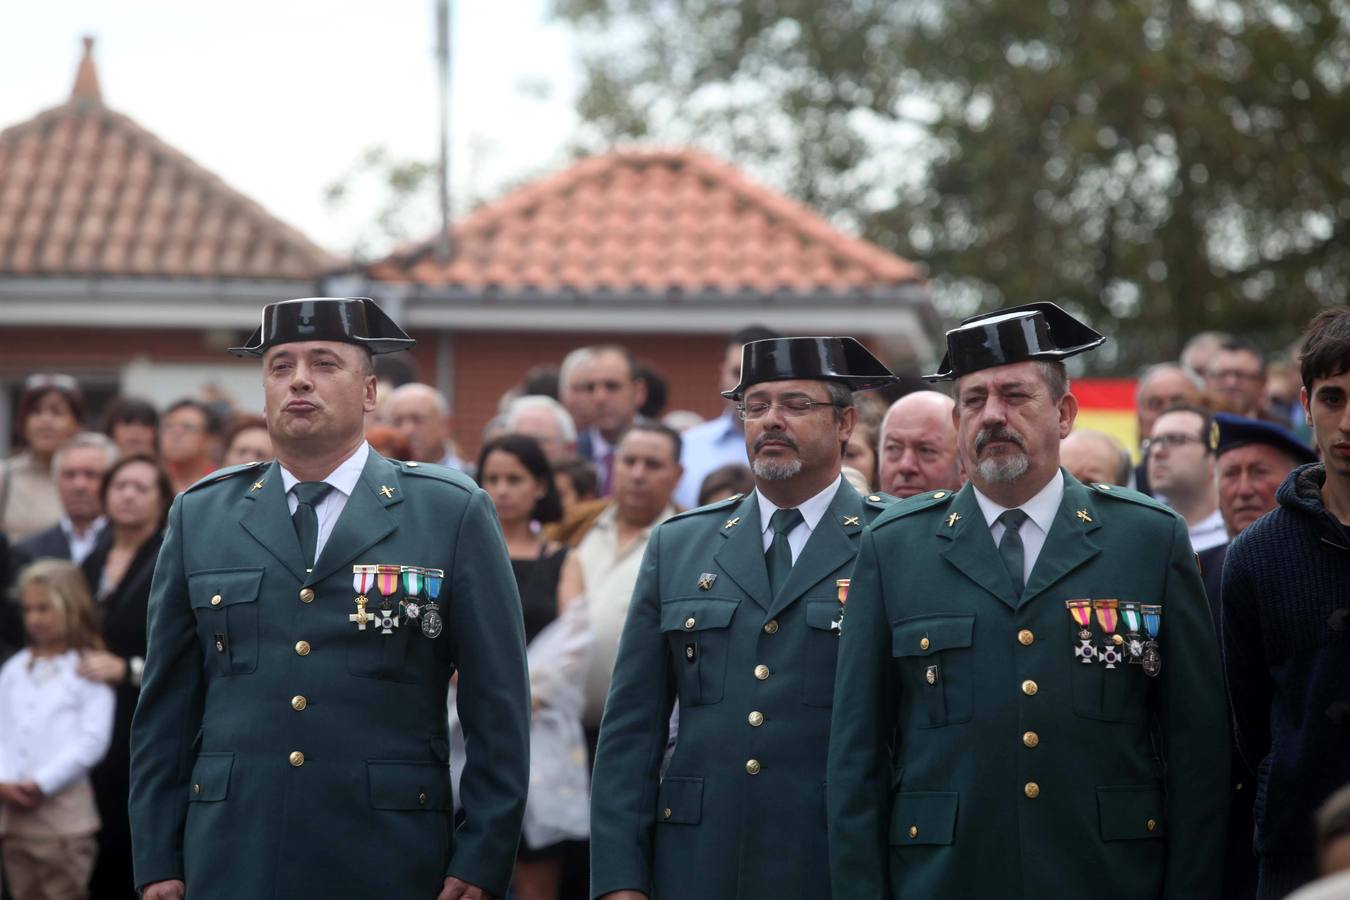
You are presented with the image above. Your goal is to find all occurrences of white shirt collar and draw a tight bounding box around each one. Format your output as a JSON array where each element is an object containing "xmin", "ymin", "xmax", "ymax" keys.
[
  {"xmin": 757, "ymin": 474, "xmax": 844, "ymax": 536},
  {"xmin": 279, "ymin": 441, "xmax": 370, "ymax": 499},
  {"xmin": 588, "ymin": 428, "xmax": 615, "ymax": 458},
  {"xmin": 972, "ymin": 468, "xmax": 1065, "ymax": 534},
  {"xmin": 60, "ymin": 515, "xmax": 106, "ymax": 541}
]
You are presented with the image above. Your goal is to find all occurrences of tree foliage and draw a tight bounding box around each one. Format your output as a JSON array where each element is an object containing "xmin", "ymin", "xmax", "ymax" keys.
[{"xmin": 554, "ymin": 0, "xmax": 1350, "ymax": 372}]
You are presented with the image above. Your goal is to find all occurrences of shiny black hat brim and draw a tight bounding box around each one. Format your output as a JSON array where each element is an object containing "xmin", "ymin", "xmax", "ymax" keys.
[
  {"xmin": 721, "ymin": 336, "xmax": 898, "ymax": 400},
  {"xmin": 923, "ymin": 301, "xmax": 1105, "ymax": 381},
  {"xmin": 229, "ymin": 297, "xmax": 415, "ymax": 357}
]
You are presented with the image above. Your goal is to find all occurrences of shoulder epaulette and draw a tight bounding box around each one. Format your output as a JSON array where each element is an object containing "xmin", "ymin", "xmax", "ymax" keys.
[
  {"xmin": 871, "ymin": 488, "xmax": 957, "ymax": 527},
  {"xmin": 396, "ymin": 460, "xmax": 477, "ymax": 492},
  {"xmin": 666, "ymin": 493, "xmax": 744, "ymax": 522},
  {"xmin": 1086, "ymin": 482, "xmax": 1174, "ymax": 515},
  {"xmin": 184, "ymin": 460, "xmax": 268, "ymax": 493}
]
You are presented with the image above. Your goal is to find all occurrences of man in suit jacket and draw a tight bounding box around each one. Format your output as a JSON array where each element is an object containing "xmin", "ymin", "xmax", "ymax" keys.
[
  {"xmin": 12, "ymin": 432, "xmax": 114, "ymax": 567},
  {"xmin": 590, "ymin": 336, "xmax": 898, "ymax": 900},
  {"xmin": 129, "ymin": 298, "xmax": 530, "ymax": 900},
  {"xmin": 828, "ymin": 303, "xmax": 1230, "ymax": 900}
]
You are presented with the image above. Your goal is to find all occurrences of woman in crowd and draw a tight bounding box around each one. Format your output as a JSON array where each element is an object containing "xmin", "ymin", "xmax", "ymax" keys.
[
  {"xmin": 476, "ymin": 434, "xmax": 589, "ymax": 900},
  {"xmin": 221, "ymin": 414, "xmax": 273, "ymax": 467},
  {"xmin": 0, "ymin": 559, "xmax": 115, "ymax": 900},
  {"xmin": 844, "ymin": 413, "xmax": 880, "ymax": 491},
  {"xmin": 0, "ymin": 374, "xmax": 84, "ymax": 541},
  {"xmin": 78, "ymin": 455, "xmax": 172, "ymax": 900}
]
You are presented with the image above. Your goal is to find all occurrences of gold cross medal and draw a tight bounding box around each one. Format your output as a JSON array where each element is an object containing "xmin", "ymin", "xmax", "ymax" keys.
[{"xmin": 350, "ymin": 565, "xmax": 378, "ymax": 632}]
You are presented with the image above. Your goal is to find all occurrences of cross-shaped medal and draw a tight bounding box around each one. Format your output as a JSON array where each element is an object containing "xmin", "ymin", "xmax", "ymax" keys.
[
  {"xmin": 379, "ymin": 485, "xmax": 395, "ymax": 498},
  {"xmin": 250, "ymin": 481, "xmax": 264, "ymax": 492},
  {"xmin": 349, "ymin": 596, "xmax": 370, "ymax": 631},
  {"xmin": 1076, "ymin": 509, "xmax": 1093, "ymax": 523},
  {"xmin": 723, "ymin": 517, "xmax": 740, "ymax": 529},
  {"xmin": 842, "ymin": 515, "xmax": 860, "ymax": 526},
  {"xmin": 947, "ymin": 512, "xmax": 961, "ymax": 527}
]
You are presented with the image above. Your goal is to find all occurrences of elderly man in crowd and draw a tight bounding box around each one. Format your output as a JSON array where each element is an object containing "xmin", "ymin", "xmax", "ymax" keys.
[
  {"xmin": 13, "ymin": 432, "xmax": 116, "ymax": 566},
  {"xmin": 503, "ymin": 394, "xmax": 577, "ymax": 464},
  {"xmin": 1060, "ymin": 429, "xmax": 1131, "ymax": 487},
  {"xmin": 387, "ymin": 383, "xmax": 465, "ymax": 470},
  {"xmin": 1133, "ymin": 364, "xmax": 1205, "ymax": 495},
  {"xmin": 877, "ymin": 391, "xmax": 963, "ymax": 499},
  {"xmin": 1147, "ymin": 405, "xmax": 1227, "ymax": 552}
]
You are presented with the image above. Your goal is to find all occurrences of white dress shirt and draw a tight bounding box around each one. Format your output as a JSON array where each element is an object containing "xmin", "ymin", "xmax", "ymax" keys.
[
  {"xmin": 1188, "ymin": 508, "xmax": 1228, "ymax": 553},
  {"xmin": 60, "ymin": 515, "xmax": 107, "ymax": 566},
  {"xmin": 279, "ymin": 441, "xmax": 369, "ymax": 565},
  {"xmin": 972, "ymin": 469, "xmax": 1065, "ymax": 585},
  {"xmin": 0, "ymin": 649, "xmax": 115, "ymax": 796},
  {"xmin": 757, "ymin": 475, "xmax": 844, "ymax": 563}
]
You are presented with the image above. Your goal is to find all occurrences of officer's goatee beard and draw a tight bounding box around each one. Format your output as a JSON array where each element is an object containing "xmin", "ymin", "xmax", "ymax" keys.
[
  {"xmin": 752, "ymin": 433, "xmax": 803, "ymax": 481},
  {"xmin": 974, "ymin": 425, "xmax": 1030, "ymax": 483}
]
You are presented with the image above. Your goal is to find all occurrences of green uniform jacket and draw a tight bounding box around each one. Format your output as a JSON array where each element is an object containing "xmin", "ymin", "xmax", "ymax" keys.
[
  {"xmin": 827, "ymin": 474, "xmax": 1229, "ymax": 900},
  {"xmin": 590, "ymin": 480, "xmax": 891, "ymax": 900},
  {"xmin": 129, "ymin": 453, "xmax": 530, "ymax": 900}
]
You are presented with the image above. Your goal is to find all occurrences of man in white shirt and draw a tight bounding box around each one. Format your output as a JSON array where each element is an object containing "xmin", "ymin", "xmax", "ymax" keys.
[{"xmin": 1146, "ymin": 405, "xmax": 1227, "ymax": 551}]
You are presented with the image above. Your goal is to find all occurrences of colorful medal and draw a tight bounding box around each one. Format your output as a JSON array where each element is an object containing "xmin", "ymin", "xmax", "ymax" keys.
[
  {"xmin": 832, "ymin": 579, "xmax": 849, "ymax": 633},
  {"xmin": 1066, "ymin": 600, "xmax": 1096, "ymax": 663},
  {"xmin": 1141, "ymin": 604, "xmax": 1163, "ymax": 677},
  {"xmin": 371, "ymin": 604, "xmax": 400, "ymax": 635},
  {"xmin": 351, "ymin": 565, "xmax": 377, "ymax": 631},
  {"xmin": 376, "ymin": 565, "xmax": 401, "ymax": 608},
  {"xmin": 1121, "ymin": 601, "xmax": 1145, "ymax": 663},
  {"xmin": 421, "ymin": 568, "xmax": 445, "ymax": 639},
  {"xmin": 400, "ymin": 566, "xmax": 425, "ymax": 621},
  {"xmin": 1094, "ymin": 599, "xmax": 1122, "ymax": 669}
]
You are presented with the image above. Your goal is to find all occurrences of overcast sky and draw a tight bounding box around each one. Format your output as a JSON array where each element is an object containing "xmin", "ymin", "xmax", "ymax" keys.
[{"xmin": 0, "ymin": 0, "xmax": 583, "ymax": 256}]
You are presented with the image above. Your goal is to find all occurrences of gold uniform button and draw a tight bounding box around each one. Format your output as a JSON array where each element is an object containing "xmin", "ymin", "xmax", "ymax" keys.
[
  {"xmin": 746, "ymin": 759, "xmax": 762, "ymax": 775},
  {"xmin": 1146, "ymin": 818, "xmax": 1158, "ymax": 832},
  {"xmin": 1022, "ymin": 679, "xmax": 1038, "ymax": 696},
  {"xmin": 291, "ymin": 695, "xmax": 308, "ymax": 711},
  {"xmin": 289, "ymin": 751, "xmax": 305, "ymax": 767},
  {"xmin": 908, "ymin": 825, "xmax": 919, "ymax": 839},
  {"xmin": 748, "ymin": 711, "xmax": 764, "ymax": 727},
  {"xmin": 663, "ymin": 807, "xmax": 672, "ymax": 819},
  {"xmin": 295, "ymin": 641, "xmax": 311, "ymax": 657},
  {"xmin": 1023, "ymin": 731, "xmax": 1040, "ymax": 748},
  {"xmin": 210, "ymin": 594, "xmax": 222, "ymax": 606},
  {"xmin": 418, "ymin": 792, "xmax": 428, "ymax": 806},
  {"xmin": 1024, "ymin": 782, "xmax": 1040, "ymax": 799},
  {"xmin": 299, "ymin": 588, "xmax": 315, "ymax": 604},
  {"xmin": 1018, "ymin": 629, "xmax": 1034, "ymax": 646},
  {"xmin": 684, "ymin": 617, "xmax": 696, "ymax": 630},
  {"xmin": 920, "ymin": 637, "xmax": 931, "ymax": 651},
  {"xmin": 754, "ymin": 664, "xmax": 770, "ymax": 681},
  {"xmin": 763, "ymin": 619, "xmax": 779, "ymax": 634},
  {"xmin": 193, "ymin": 783, "xmax": 201, "ymax": 795}
]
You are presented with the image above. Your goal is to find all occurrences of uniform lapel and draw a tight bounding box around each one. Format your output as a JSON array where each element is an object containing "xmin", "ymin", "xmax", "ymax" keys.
[
  {"xmin": 765, "ymin": 480, "xmax": 863, "ymax": 620},
  {"xmin": 936, "ymin": 484, "xmax": 1021, "ymax": 610},
  {"xmin": 1021, "ymin": 474, "xmax": 1102, "ymax": 606},
  {"xmin": 308, "ymin": 452, "xmax": 402, "ymax": 586},
  {"xmin": 240, "ymin": 461, "xmax": 307, "ymax": 583},
  {"xmin": 713, "ymin": 493, "xmax": 772, "ymax": 611}
]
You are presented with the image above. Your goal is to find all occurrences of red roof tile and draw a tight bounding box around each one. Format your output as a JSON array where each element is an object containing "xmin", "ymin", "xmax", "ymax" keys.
[
  {"xmin": 369, "ymin": 149, "xmax": 923, "ymax": 295},
  {"xmin": 0, "ymin": 38, "xmax": 335, "ymax": 280}
]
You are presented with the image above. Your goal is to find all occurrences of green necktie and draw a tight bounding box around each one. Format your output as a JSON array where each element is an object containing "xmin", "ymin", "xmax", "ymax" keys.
[
  {"xmin": 765, "ymin": 507, "xmax": 804, "ymax": 597},
  {"xmin": 292, "ymin": 481, "xmax": 333, "ymax": 569},
  {"xmin": 997, "ymin": 508, "xmax": 1029, "ymax": 596}
]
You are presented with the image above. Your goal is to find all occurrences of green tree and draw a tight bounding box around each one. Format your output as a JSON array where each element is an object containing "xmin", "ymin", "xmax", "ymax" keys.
[{"xmin": 555, "ymin": 0, "xmax": 1350, "ymax": 372}]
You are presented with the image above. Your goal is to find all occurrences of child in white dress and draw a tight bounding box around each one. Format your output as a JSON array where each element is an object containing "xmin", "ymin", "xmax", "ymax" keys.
[{"xmin": 0, "ymin": 559, "xmax": 115, "ymax": 900}]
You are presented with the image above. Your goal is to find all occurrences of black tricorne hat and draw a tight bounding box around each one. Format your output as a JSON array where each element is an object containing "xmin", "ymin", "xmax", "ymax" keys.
[
  {"xmin": 229, "ymin": 297, "xmax": 415, "ymax": 358},
  {"xmin": 721, "ymin": 336, "xmax": 898, "ymax": 401},
  {"xmin": 924, "ymin": 302, "xmax": 1105, "ymax": 382},
  {"xmin": 1212, "ymin": 413, "xmax": 1317, "ymax": 465}
]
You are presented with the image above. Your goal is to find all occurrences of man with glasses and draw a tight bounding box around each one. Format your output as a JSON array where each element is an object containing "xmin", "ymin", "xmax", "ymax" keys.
[
  {"xmin": 159, "ymin": 399, "xmax": 220, "ymax": 495},
  {"xmin": 1206, "ymin": 338, "xmax": 1288, "ymax": 424},
  {"xmin": 1145, "ymin": 405, "xmax": 1227, "ymax": 552},
  {"xmin": 589, "ymin": 337, "xmax": 897, "ymax": 900}
]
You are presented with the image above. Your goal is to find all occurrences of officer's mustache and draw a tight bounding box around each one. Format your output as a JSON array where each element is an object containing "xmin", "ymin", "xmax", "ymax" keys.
[
  {"xmin": 975, "ymin": 426, "xmax": 1026, "ymax": 455},
  {"xmin": 753, "ymin": 433, "xmax": 799, "ymax": 454}
]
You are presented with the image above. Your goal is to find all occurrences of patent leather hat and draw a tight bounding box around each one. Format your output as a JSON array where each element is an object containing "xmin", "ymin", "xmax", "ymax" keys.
[
  {"xmin": 924, "ymin": 302, "xmax": 1105, "ymax": 382},
  {"xmin": 229, "ymin": 297, "xmax": 414, "ymax": 357},
  {"xmin": 722, "ymin": 336, "xmax": 898, "ymax": 400}
]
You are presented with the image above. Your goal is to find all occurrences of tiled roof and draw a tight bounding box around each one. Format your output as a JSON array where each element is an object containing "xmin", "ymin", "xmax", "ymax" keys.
[
  {"xmin": 0, "ymin": 38, "xmax": 336, "ymax": 280},
  {"xmin": 368, "ymin": 149, "xmax": 923, "ymax": 294}
]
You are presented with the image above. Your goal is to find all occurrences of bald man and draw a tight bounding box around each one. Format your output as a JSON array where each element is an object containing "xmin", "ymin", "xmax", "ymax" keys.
[
  {"xmin": 1061, "ymin": 429, "xmax": 1131, "ymax": 487},
  {"xmin": 1134, "ymin": 364, "xmax": 1204, "ymax": 495},
  {"xmin": 388, "ymin": 383, "xmax": 464, "ymax": 469},
  {"xmin": 877, "ymin": 391, "xmax": 963, "ymax": 499}
]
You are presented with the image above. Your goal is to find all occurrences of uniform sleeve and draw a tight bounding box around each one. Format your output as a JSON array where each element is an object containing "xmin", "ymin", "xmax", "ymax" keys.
[
  {"xmin": 1158, "ymin": 515, "xmax": 1229, "ymax": 900},
  {"xmin": 589, "ymin": 526, "xmax": 676, "ymax": 899},
  {"xmin": 443, "ymin": 488, "xmax": 532, "ymax": 896},
  {"xmin": 1219, "ymin": 537, "xmax": 1272, "ymax": 776},
  {"xmin": 827, "ymin": 527, "xmax": 896, "ymax": 900},
  {"xmin": 32, "ymin": 675, "xmax": 115, "ymax": 796},
  {"xmin": 129, "ymin": 495, "xmax": 206, "ymax": 890}
]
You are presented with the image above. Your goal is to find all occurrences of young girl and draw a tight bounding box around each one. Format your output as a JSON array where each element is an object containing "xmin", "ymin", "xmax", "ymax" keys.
[{"xmin": 0, "ymin": 559, "xmax": 115, "ymax": 900}]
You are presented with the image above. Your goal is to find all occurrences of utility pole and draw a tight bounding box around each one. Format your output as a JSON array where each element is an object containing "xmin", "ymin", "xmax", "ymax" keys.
[{"xmin": 436, "ymin": 0, "xmax": 453, "ymax": 263}]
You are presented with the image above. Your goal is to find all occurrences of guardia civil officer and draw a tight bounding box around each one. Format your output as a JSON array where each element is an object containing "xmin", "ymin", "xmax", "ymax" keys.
[
  {"xmin": 129, "ymin": 299, "xmax": 530, "ymax": 900},
  {"xmin": 827, "ymin": 304, "xmax": 1230, "ymax": 899},
  {"xmin": 590, "ymin": 337, "xmax": 898, "ymax": 900}
]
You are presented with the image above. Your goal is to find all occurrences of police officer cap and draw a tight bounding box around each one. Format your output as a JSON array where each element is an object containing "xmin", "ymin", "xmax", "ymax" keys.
[
  {"xmin": 1212, "ymin": 412, "xmax": 1317, "ymax": 465},
  {"xmin": 722, "ymin": 336, "xmax": 898, "ymax": 401},
  {"xmin": 229, "ymin": 297, "xmax": 415, "ymax": 358},
  {"xmin": 924, "ymin": 301, "xmax": 1106, "ymax": 382}
]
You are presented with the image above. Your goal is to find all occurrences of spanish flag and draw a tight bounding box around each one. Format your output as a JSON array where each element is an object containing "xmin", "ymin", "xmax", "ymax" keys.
[{"xmin": 1071, "ymin": 379, "xmax": 1140, "ymax": 462}]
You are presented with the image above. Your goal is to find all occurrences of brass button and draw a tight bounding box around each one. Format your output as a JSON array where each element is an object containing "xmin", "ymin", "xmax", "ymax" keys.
[
  {"xmin": 1021, "ymin": 679, "xmax": 1038, "ymax": 696},
  {"xmin": 210, "ymin": 594, "xmax": 222, "ymax": 606},
  {"xmin": 289, "ymin": 751, "xmax": 305, "ymax": 767},
  {"xmin": 908, "ymin": 825, "xmax": 918, "ymax": 838},
  {"xmin": 418, "ymin": 792, "xmax": 428, "ymax": 806},
  {"xmin": 295, "ymin": 640, "xmax": 311, "ymax": 657},
  {"xmin": 748, "ymin": 711, "xmax": 764, "ymax": 727},
  {"xmin": 754, "ymin": 664, "xmax": 770, "ymax": 681},
  {"xmin": 1023, "ymin": 731, "xmax": 1040, "ymax": 748},
  {"xmin": 746, "ymin": 759, "xmax": 762, "ymax": 775},
  {"xmin": 291, "ymin": 695, "xmax": 308, "ymax": 711},
  {"xmin": 684, "ymin": 617, "xmax": 696, "ymax": 630},
  {"xmin": 1146, "ymin": 818, "xmax": 1157, "ymax": 832},
  {"xmin": 193, "ymin": 783, "xmax": 201, "ymax": 795},
  {"xmin": 1112, "ymin": 634, "xmax": 1124, "ymax": 646},
  {"xmin": 1024, "ymin": 782, "xmax": 1040, "ymax": 799},
  {"xmin": 663, "ymin": 807, "xmax": 672, "ymax": 819},
  {"xmin": 1017, "ymin": 629, "xmax": 1034, "ymax": 646},
  {"xmin": 763, "ymin": 619, "xmax": 779, "ymax": 634},
  {"xmin": 920, "ymin": 637, "xmax": 931, "ymax": 651},
  {"xmin": 299, "ymin": 588, "xmax": 315, "ymax": 604}
]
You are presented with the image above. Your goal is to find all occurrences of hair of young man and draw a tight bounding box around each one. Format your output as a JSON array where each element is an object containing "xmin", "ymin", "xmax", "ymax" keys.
[
  {"xmin": 1299, "ymin": 307, "xmax": 1350, "ymax": 393},
  {"xmin": 164, "ymin": 398, "xmax": 222, "ymax": 435},
  {"xmin": 1154, "ymin": 403, "xmax": 1216, "ymax": 454}
]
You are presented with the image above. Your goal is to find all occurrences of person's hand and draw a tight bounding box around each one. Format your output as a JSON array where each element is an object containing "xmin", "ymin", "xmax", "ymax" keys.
[
  {"xmin": 0, "ymin": 782, "xmax": 41, "ymax": 809},
  {"xmin": 141, "ymin": 879, "xmax": 185, "ymax": 900},
  {"xmin": 436, "ymin": 876, "xmax": 492, "ymax": 899},
  {"xmin": 78, "ymin": 650, "xmax": 128, "ymax": 684}
]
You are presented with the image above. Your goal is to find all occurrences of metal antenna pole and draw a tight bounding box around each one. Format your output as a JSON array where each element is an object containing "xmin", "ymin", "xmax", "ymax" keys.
[{"xmin": 436, "ymin": 0, "xmax": 453, "ymax": 263}]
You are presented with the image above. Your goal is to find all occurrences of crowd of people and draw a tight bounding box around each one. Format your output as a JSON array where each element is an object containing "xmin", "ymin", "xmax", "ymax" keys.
[{"xmin": 0, "ymin": 301, "xmax": 1346, "ymax": 900}]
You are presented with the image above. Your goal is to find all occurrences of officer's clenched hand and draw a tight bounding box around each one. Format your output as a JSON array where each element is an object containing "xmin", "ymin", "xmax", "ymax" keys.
[
  {"xmin": 437, "ymin": 876, "xmax": 491, "ymax": 899},
  {"xmin": 141, "ymin": 879, "xmax": 185, "ymax": 900}
]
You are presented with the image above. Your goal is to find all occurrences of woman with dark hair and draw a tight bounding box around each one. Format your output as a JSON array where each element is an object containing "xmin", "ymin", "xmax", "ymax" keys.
[
  {"xmin": 78, "ymin": 455, "xmax": 172, "ymax": 900},
  {"xmin": 101, "ymin": 396, "xmax": 159, "ymax": 459},
  {"xmin": 474, "ymin": 435, "xmax": 588, "ymax": 900},
  {"xmin": 1, "ymin": 374, "xmax": 85, "ymax": 541}
]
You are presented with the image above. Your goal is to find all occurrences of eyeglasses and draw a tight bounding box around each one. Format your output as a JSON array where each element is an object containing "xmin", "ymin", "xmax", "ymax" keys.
[
  {"xmin": 1207, "ymin": 369, "xmax": 1262, "ymax": 383},
  {"xmin": 1142, "ymin": 433, "xmax": 1207, "ymax": 454},
  {"xmin": 737, "ymin": 398, "xmax": 845, "ymax": 420}
]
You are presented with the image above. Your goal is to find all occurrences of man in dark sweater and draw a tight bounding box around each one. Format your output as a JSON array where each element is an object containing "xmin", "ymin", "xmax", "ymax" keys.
[{"xmin": 1222, "ymin": 307, "xmax": 1350, "ymax": 899}]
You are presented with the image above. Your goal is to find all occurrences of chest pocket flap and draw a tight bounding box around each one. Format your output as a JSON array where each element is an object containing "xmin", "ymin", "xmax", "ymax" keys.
[
  {"xmin": 660, "ymin": 597, "xmax": 738, "ymax": 633},
  {"xmin": 188, "ymin": 752, "xmax": 234, "ymax": 803},
  {"xmin": 889, "ymin": 791, "xmax": 959, "ymax": 846},
  {"xmin": 187, "ymin": 567, "xmax": 264, "ymax": 609},
  {"xmin": 892, "ymin": 613, "xmax": 974, "ymax": 657}
]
